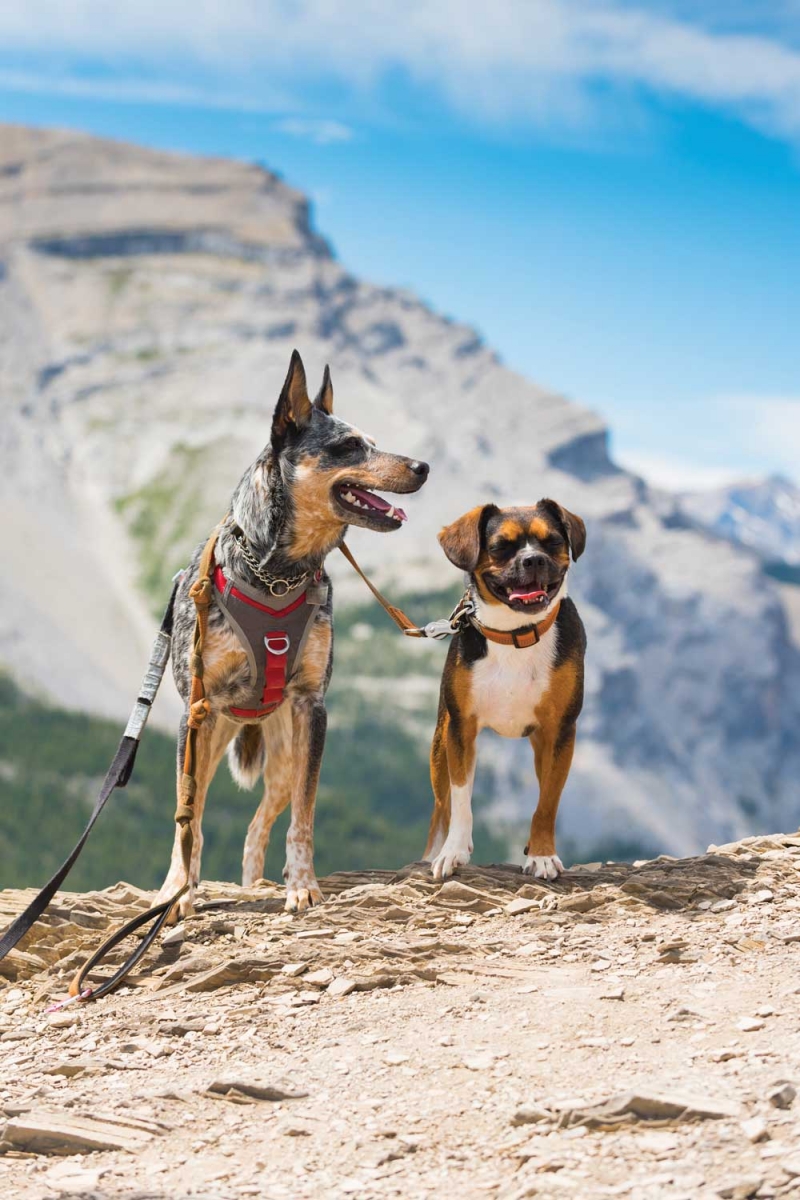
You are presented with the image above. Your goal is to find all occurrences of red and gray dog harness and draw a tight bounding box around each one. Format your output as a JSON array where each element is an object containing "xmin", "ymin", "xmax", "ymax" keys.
[{"xmin": 212, "ymin": 564, "xmax": 327, "ymax": 720}]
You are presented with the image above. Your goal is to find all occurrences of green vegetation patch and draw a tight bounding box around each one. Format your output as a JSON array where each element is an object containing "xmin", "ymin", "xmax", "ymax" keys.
[
  {"xmin": 114, "ymin": 444, "xmax": 214, "ymax": 609},
  {"xmin": 0, "ymin": 673, "xmax": 506, "ymax": 893}
]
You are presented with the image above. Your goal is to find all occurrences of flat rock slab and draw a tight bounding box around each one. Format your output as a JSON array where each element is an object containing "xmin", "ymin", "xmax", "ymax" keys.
[
  {"xmin": 555, "ymin": 1090, "xmax": 739, "ymax": 1129},
  {"xmin": 0, "ymin": 1110, "xmax": 157, "ymax": 1154},
  {"xmin": 206, "ymin": 1079, "xmax": 309, "ymax": 1102}
]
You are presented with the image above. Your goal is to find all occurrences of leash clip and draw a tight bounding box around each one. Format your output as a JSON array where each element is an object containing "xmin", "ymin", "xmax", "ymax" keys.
[
  {"xmin": 418, "ymin": 596, "xmax": 476, "ymax": 640},
  {"xmin": 422, "ymin": 618, "xmax": 459, "ymax": 640}
]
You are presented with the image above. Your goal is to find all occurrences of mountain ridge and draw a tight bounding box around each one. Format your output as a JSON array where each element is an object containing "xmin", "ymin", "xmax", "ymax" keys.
[{"xmin": 1, "ymin": 123, "xmax": 798, "ymax": 862}]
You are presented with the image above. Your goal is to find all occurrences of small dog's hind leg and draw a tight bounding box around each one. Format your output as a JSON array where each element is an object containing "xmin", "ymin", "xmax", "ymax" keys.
[
  {"xmin": 283, "ymin": 698, "xmax": 326, "ymax": 913},
  {"xmin": 156, "ymin": 714, "xmax": 235, "ymax": 919},
  {"xmin": 242, "ymin": 707, "xmax": 293, "ymax": 887},
  {"xmin": 430, "ymin": 715, "xmax": 477, "ymax": 880},
  {"xmin": 523, "ymin": 724, "xmax": 576, "ymax": 879},
  {"xmin": 423, "ymin": 710, "xmax": 451, "ymax": 861}
]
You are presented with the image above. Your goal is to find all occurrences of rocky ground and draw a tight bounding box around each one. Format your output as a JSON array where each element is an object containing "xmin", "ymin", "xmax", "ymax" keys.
[{"xmin": 1, "ymin": 832, "xmax": 800, "ymax": 1199}]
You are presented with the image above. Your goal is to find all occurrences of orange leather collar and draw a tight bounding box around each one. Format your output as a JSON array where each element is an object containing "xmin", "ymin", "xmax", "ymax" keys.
[{"xmin": 471, "ymin": 601, "xmax": 561, "ymax": 648}]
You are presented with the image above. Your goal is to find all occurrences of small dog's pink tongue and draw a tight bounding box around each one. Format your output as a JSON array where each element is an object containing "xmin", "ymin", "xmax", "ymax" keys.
[
  {"xmin": 509, "ymin": 588, "xmax": 547, "ymax": 603},
  {"xmin": 350, "ymin": 486, "xmax": 407, "ymax": 521}
]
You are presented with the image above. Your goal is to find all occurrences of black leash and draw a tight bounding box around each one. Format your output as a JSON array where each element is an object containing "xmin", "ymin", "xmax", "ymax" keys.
[
  {"xmin": 0, "ymin": 582, "xmax": 179, "ymax": 975},
  {"xmin": 65, "ymin": 884, "xmax": 185, "ymax": 1004}
]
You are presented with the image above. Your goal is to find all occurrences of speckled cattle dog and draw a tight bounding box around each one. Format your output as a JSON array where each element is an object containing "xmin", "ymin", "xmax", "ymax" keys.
[
  {"xmin": 424, "ymin": 501, "xmax": 586, "ymax": 883},
  {"xmin": 156, "ymin": 351, "xmax": 429, "ymax": 915}
]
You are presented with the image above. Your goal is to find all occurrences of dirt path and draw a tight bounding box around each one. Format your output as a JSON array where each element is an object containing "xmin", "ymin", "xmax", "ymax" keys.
[{"xmin": 2, "ymin": 834, "xmax": 800, "ymax": 1199}]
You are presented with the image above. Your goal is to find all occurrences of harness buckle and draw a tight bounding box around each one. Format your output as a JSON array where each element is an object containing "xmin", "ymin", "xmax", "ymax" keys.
[{"xmin": 264, "ymin": 634, "xmax": 291, "ymax": 655}]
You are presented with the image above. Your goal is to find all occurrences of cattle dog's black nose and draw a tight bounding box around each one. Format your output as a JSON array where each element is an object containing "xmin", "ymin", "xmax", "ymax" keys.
[{"xmin": 409, "ymin": 459, "xmax": 430, "ymax": 479}]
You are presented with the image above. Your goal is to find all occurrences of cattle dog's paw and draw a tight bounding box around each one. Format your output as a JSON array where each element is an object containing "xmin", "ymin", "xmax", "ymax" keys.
[
  {"xmin": 431, "ymin": 843, "xmax": 472, "ymax": 881},
  {"xmin": 177, "ymin": 889, "xmax": 197, "ymax": 919},
  {"xmin": 284, "ymin": 882, "xmax": 323, "ymax": 914},
  {"xmin": 154, "ymin": 876, "xmax": 192, "ymax": 925},
  {"xmin": 523, "ymin": 853, "xmax": 564, "ymax": 881}
]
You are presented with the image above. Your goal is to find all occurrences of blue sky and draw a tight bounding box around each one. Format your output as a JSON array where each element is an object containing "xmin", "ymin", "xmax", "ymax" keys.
[{"xmin": 1, "ymin": 1, "xmax": 799, "ymax": 489}]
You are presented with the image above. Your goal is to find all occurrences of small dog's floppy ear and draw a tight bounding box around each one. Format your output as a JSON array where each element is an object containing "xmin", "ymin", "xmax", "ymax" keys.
[
  {"xmin": 438, "ymin": 504, "xmax": 499, "ymax": 573},
  {"xmin": 314, "ymin": 364, "xmax": 334, "ymax": 415},
  {"xmin": 272, "ymin": 349, "xmax": 312, "ymax": 448},
  {"xmin": 539, "ymin": 498, "xmax": 587, "ymax": 561}
]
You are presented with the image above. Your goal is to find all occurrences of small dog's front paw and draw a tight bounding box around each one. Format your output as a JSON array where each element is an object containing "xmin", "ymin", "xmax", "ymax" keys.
[
  {"xmin": 431, "ymin": 844, "xmax": 472, "ymax": 881},
  {"xmin": 284, "ymin": 882, "xmax": 323, "ymax": 913},
  {"xmin": 523, "ymin": 853, "xmax": 564, "ymax": 881}
]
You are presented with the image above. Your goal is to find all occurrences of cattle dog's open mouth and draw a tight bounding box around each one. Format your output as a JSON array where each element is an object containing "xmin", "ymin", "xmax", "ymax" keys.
[
  {"xmin": 333, "ymin": 482, "xmax": 408, "ymax": 530},
  {"xmin": 490, "ymin": 577, "xmax": 564, "ymax": 612}
]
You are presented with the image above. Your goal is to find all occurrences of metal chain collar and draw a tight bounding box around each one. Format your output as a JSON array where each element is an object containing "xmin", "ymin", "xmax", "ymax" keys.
[{"xmin": 234, "ymin": 532, "xmax": 312, "ymax": 597}]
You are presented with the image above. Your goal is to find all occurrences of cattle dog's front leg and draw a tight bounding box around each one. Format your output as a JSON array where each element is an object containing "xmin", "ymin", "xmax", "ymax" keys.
[
  {"xmin": 156, "ymin": 713, "xmax": 236, "ymax": 920},
  {"xmin": 524, "ymin": 723, "xmax": 576, "ymax": 880},
  {"xmin": 241, "ymin": 705, "xmax": 293, "ymax": 887},
  {"xmin": 283, "ymin": 697, "xmax": 326, "ymax": 912},
  {"xmin": 430, "ymin": 711, "xmax": 478, "ymax": 880}
]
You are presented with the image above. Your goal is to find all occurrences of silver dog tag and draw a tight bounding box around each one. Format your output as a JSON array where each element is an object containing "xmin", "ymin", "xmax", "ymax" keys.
[{"xmin": 307, "ymin": 583, "xmax": 329, "ymax": 606}]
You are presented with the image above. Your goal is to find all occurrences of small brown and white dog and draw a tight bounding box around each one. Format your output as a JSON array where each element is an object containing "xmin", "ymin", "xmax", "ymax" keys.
[{"xmin": 424, "ymin": 500, "xmax": 586, "ymax": 882}]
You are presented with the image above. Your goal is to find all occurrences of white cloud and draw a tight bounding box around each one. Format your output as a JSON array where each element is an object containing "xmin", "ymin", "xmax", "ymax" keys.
[
  {"xmin": 0, "ymin": 67, "xmax": 293, "ymax": 113},
  {"xmin": 615, "ymin": 451, "xmax": 745, "ymax": 491},
  {"xmin": 271, "ymin": 117, "xmax": 354, "ymax": 145},
  {"xmin": 616, "ymin": 394, "xmax": 800, "ymax": 491},
  {"xmin": 0, "ymin": 2, "xmax": 799, "ymax": 138},
  {"xmin": 725, "ymin": 395, "xmax": 800, "ymax": 465}
]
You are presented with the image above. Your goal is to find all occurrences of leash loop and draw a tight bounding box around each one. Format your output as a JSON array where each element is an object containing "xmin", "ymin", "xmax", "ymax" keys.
[{"xmin": 66, "ymin": 884, "xmax": 188, "ymax": 1002}]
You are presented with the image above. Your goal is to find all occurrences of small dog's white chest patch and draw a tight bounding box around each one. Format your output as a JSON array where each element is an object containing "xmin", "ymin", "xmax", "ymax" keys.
[{"xmin": 471, "ymin": 629, "xmax": 558, "ymax": 738}]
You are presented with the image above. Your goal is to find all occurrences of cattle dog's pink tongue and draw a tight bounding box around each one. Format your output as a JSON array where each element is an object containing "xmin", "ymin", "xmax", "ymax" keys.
[
  {"xmin": 508, "ymin": 588, "xmax": 547, "ymax": 604},
  {"xmin": 349, "ymin": 486, "xmax": 407, "ymax": 522}
]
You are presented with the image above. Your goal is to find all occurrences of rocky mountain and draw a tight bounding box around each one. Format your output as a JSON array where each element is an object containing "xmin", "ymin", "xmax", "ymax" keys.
[
  {"xmin": 678, "ymin": 475, "xmax": 800, "ymax": 569},
  {"xmin": 1, "ymin": 123, "xmax": 799, "ymax": 863}
]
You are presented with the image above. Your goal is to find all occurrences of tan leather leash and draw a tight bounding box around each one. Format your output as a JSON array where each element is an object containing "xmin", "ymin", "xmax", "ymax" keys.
[
  {"xmin": 339, "ymin": 541, "xmax": 561, "ymax": 647},
  {"xmin": 338, "ymin": 541, "xmax": 426, "ymax": 636}
]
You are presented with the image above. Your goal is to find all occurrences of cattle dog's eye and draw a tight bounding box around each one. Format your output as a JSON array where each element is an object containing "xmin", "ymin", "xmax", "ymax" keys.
[
  {"xmin": 330, "ymin": 436, "xmax": 364, "ymax": 458},
  {"xmin": 489, "ymin": 538, "xmax": 516, "ymax": 561},
  {"xmin": 543, "ymin": 533, "xmax": 564, "ymax": 553}
]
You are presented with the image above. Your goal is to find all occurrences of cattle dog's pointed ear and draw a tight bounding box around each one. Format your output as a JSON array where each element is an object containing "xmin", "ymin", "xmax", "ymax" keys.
[
  {"xmin": 539, "ymin": 498, "xmax": 587, "ymax": 561},
  {"xmin": 314, "ymin": 364, "xmax": 334, "ymax": 415},
  {"xmin": 272, "ymin": 349, "xmax": 312, "ymax": 448},
  {"xmin": 438, "ymin": 504, "xmax": 500, "ymax": 573}
]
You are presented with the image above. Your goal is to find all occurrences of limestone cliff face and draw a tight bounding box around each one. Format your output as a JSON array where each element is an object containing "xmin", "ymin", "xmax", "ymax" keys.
[{"xmin": 1, "ymin": 124, "xmax": 797, "ymax": 856}]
